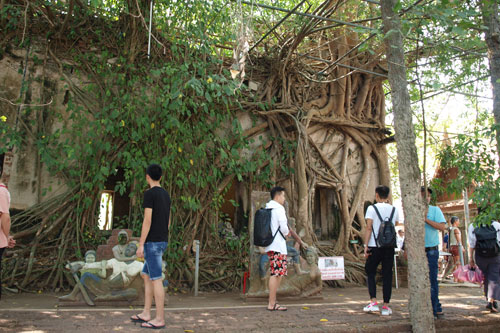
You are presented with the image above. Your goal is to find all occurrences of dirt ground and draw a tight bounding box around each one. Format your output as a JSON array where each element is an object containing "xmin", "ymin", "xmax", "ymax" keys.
[{"xmin": 0, "ymin": 283, "xmax": 499, "ymax": 332}]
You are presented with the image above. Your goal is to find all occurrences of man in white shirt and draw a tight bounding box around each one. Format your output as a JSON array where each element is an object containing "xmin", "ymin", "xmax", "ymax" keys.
[
  {"xmin": 363, "ymin": 185, "xmax": 400, "ymax": 316},
  {"xmin": 265, "ymin": 186, "xmax": 306, "ymax": 311}
]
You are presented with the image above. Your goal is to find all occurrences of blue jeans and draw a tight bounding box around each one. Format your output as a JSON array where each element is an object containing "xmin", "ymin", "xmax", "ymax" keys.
[
  {"xmin": 259, "ymin": 254, "xmax": 269, "ymax": 278},
  {"xmin": 142, "ymin": 241, "xmax": 167, "ymax": 281},
  {"xmin": 426, "ymin": 249, "xmax": 442, "ymax": 315}
]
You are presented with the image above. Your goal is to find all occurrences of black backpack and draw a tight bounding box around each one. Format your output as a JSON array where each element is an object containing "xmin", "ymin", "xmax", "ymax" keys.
[
  {"xmin": 253, "ymin": 208, "xmax": 285, "ymax": 247},
  {"xmin": 372, "ymin": 205, "xmax": 397, "ymax": 248},
  {"xmin": 474, "ymin": 224, "xmax": 500, "ymax": 258}
]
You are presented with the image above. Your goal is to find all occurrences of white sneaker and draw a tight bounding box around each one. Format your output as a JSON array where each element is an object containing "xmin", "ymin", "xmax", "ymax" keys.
[
  {"xmin": 363, "ymin": 302, "xmax": 379, "ymax": 312},
  {"xmin": 381, "ymin": 305, "xmax": 392, "ymax": 316}
]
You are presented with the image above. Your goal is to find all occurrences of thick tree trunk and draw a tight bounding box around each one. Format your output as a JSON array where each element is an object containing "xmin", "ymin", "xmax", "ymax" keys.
[
  {"xmin": 380, "ymin": 1, "xmax": 435, "ymax": 332},
  {"xmin": 295, "ymin": 144, "xmax": 311, "ymax": 243},
  {"xmin": 482, "ymin": 1, "xmax": 500, "ymax": 162}
]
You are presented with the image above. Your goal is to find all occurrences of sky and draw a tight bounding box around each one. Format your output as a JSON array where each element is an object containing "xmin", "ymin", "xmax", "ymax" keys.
[{"xmin": 386, "ymin": 80, "xmax": 494, "ymax": 223}]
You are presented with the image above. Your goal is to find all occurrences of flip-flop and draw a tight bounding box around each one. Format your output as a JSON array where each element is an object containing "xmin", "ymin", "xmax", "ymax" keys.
[
  {"xmin": 130, "ymin": 315, "xmax": 148, "ymax": 323},
  {"xmin": 267, "ymin": 303, "xmax": 287, "ymax": 311},
  {"xmin": 274, "ymin": 304, "xmax": 287, "ymax": 311},
  {"xmin": 141, "ymin": 322, "xmax": 166, "ymax": 329}
]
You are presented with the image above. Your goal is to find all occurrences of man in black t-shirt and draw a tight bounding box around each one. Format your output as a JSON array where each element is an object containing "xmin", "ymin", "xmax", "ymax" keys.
[{"xmin": 131, "ymin": 164, "xmax": 171, "ymax": 329}]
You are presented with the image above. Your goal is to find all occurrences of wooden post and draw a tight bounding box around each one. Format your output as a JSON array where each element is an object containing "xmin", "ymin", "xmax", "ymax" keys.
[
  {"xmin": 194, "ymin": 240, "xmax": 200, "ymax": 296},
  {"xmin": 463, "ymin": 189, "xmax": 471, "ymax": 262}
]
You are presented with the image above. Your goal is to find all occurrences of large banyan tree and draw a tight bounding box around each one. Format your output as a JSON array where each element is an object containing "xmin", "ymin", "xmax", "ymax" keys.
[{"xmin": 0, "ymin": 0, "xmax": 392, "ymax": 290}]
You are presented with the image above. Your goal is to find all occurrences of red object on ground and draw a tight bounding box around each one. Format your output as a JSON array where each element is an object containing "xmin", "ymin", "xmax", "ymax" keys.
[{"xmin": 242, "ymin": 271, "xmax": 250, "ymax": 294}]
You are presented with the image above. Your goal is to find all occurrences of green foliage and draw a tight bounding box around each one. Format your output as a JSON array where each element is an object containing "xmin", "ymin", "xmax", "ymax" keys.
[
  {"xmin": 0, "ymin": 0, "xmax": 285, "ymax": 245},
  {"xmin": 383, "ymin": 0, "xmax": 492, "ymax": 198},
  {"xmin": 83, "ymin": 226, "xmax": 109, "ymax": 249},
  {"xmin": 434, "ymin": 121, "xmax": 500, "ymax": 226},
  {"xmin": 404, "ymin": 0, "xmax": 488, "ymax": 101}
]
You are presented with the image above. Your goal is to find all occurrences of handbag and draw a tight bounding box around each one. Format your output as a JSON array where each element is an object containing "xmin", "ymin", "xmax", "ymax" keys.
[{"xmin": 453, "ymin": 264, "xmax": 484, "ymax": 284}]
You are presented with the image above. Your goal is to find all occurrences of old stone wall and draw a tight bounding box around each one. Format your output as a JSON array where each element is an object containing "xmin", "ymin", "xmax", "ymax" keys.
[{"xmin": 0, "ymin": 44, "xmax": 69, "ymax": 209}]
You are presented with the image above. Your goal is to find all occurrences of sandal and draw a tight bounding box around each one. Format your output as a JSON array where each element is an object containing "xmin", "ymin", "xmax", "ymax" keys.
[
  {"xmin": 130, "ymin": 314, "xmax": 148, "ymax": 323},
  {"xmin": 267, "ymin": 303, "xmax": 287, "ymax": 311},
  {"xmin": 141, "ymin": 321, "xmax": 166, "ymax": 329}
]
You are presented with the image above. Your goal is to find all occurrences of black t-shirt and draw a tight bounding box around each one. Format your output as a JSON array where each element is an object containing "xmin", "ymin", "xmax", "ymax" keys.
[{"xmin": 142, "ymin": 186, "xmax": 171, "ymax": 242}]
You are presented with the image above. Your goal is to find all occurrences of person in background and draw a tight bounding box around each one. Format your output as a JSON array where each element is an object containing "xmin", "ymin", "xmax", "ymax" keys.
[
  {"xmin": 0, "ymin": 169, "xmax": 15, "ymax": 300},
  {"xmin": 422, "ymin": 186, "xmax": 447, "ymax": 319},
  {"xmin": 363, "ymin": 185, "xmax": 400, "ymax": 316},
  {"xmin": 468, "ymin": 207, "xmax": 500, "ymax": 313},
  {"xmin": 447, "ymin": 216, "xmax": 464, "ymax": 282},
  {"xmin": 443, "ymin": 230, "xmax": 449, "ymax": 254},
  {"xmin": 440, "ymin": 229, "xmax": 450, "ymax": 279},
  {"xmin": 397, "ymin": 229, "xmax": 405, "ymax": 250}
]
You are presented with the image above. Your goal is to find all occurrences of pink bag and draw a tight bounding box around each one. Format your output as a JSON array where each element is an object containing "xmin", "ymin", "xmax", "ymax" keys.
[{"xmin": 453, "ymin": 264, "xmax": 484, "ymax": 284}]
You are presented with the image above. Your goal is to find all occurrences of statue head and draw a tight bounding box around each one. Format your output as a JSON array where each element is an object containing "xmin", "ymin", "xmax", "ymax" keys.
[
  {"xmin": 85, "ymin": 250, "xmax": 97, "ymax": 263},
  {"xmin": 305, "ymin": 247, "xmax": 318, "ymax": 265},
  {"xmin": 118, "ymin": 230, "xmax": 129, "ymax": 245},
  {"xmin": 124, "ymin": 242, "xmax": 138, "ymax": 258}
]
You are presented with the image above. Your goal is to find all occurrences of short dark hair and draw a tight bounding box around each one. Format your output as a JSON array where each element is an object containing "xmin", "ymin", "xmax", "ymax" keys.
[
  {"xmin": 270, "ymin": 186, "xmax": 286, "ymax": 200},
  {"xmin": 146, "ymin": 164, "xmax": 162, "ymax": 181},
  {"xmin": 375, "ymin": 185, "xmax": 390, "ymax": 199},
  {"xmin": 421, "ymin": 186, "xmax": 433, "ymax": 195},
  {"xmin": 450, "ymin": 216, "xmax": 459, "ymax": 225}
]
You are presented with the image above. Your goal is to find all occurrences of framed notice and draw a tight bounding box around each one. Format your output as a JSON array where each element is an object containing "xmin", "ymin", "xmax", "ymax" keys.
[{"xmin": 318, "ymin": 256, "xmax": 344, "ymax": 280}]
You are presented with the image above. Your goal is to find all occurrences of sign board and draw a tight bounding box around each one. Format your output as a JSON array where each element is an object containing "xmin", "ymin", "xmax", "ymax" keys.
[{"xmin": 318, "ymin": 256, "xmax": 344, "ymax": 280}]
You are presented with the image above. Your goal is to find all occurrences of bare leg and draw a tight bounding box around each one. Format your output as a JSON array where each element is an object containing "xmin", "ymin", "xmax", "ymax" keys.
[
  {"xmin": 450, "ymin": 256, "xmax": 460, "ymax": 282},
  {"xmin": 134, "ymin": 273, "xmax": 153, "ymax": 321},
  {"xmin": 268, "ymin": 275, "xmax": 282, "ymax": 309},
  {"xmin": 147, "ymin": 279, "xmax": 165, "ymax": 326}
]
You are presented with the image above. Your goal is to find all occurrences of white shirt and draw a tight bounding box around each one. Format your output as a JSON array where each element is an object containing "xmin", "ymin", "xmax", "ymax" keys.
[
  {"xmin": 264, "ymin": 200, "xmax": 289, "ymax": 254},
  {"xmin": 467, "ymin": 221, "xmax": 500, "ymax": 249},
  {"xmin": 397, "ymin": 236, "xmax": 405, "ymax": 250},
  {"xmin": 365, "ymin": 202, "xmax": 399, "ymax": 247}
]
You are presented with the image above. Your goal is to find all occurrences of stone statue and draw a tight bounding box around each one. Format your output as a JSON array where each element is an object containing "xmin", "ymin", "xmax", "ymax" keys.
[
  {"xmin": 278, "ymin": 247, "xmax": 322, "ymax": 297},
  {"xmin": 285, "ymin": 218, "xmax": 307, "ymax": 275},
  {"xmin": 112, "ymin": 229, "xmax": 137, "ymax": 262},
  {"xmin": 60, "ymin": 242, "xmax": 144, "ymax": 303},
  {"xmin": 248, "ymin": 246, "xmax": 322, "ymax": 298},
  {"xmin": 257, "ymin": 218, "xmax": 307, "ymax": 279}
]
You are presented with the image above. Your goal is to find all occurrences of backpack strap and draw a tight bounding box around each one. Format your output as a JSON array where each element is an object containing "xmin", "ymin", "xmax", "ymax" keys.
[
  {"xmin": 269, "ymin": 208, "xmax": 286, "ymax": 241},
  {"xmin": 371, "ymin": 222, "xmax": 379, "ymax": 247},
  {"xmin": 372, "ymin": 205, "xmax": 383, "ymax": 247},
  {"xmin": 372, "ymin": 205, "xmax": 385, "ymax": 225},
  {"xmin": 388, "ymin": 207, "xmax": 396, "ymax": 223},
  {"xmin": 273, "ymin": 226, "xmax": 286, "ymax": 241}
]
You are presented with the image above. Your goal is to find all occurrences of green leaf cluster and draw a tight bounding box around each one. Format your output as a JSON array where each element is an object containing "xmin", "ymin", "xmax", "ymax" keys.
[{"xmin": 434, "ymin": 121, "xmax": 500, "ymax": 226}]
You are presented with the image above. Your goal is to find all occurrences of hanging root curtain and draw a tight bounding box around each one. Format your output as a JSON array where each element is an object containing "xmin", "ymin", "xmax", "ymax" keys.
[{"xmin": 0, "ymin": 0, "xmax": 391, "ymax": 290}]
